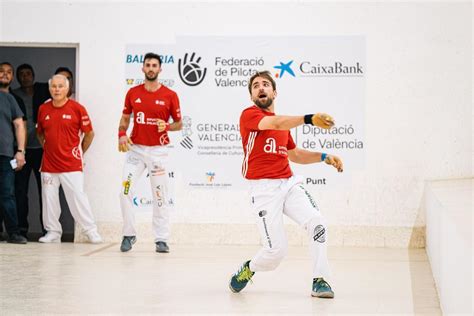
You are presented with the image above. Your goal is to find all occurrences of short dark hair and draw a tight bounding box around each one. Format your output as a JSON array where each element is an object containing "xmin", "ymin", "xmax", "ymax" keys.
[
  {"xmin": 54, "ymin": 67, "xmax": 73, "ymax": 78},
  {"xmin": 16, "ymin": 63, "xmax": 35, "ymax": 82},
  {"xmin": 248, "ymin": 70, "xmax": 276, "ymax": 94},
  {"xmin": 143, "ymin": 52, "xmax": 162, "ymax": 66},
  {"xmin": 0, "ymin": 62, "xmax": 14, "ymax": 71}
]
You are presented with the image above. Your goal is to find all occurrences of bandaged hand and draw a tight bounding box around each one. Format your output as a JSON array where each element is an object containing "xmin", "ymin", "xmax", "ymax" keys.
[
  {"xmin": 157, "ymin": 119, "xmax": 170, "ymax": 133},
  {"xmin": 304, "ymin": 113, "xmax": 335, "ymax": 129},
  {"xmin": 118, "ymin": 135, "xmax": 133, "ymax": 152},
  {"xmin": 324, "ymin": 154, "xmax": 343, "ymax": 172}
]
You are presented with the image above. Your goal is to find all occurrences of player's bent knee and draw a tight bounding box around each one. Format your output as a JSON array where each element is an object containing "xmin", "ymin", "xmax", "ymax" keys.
[{"xmin": 265, "ymin": 245, "xmax": 288, "ymax": 267}]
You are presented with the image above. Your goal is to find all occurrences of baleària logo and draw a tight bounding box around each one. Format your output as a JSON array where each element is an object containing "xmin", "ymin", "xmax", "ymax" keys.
[{"xmin": 178, "ymin": 52, "xmax": 207, "ymax": 86}]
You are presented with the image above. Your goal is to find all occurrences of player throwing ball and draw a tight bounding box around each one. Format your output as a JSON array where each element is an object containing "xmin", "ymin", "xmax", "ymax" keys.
[{"xmin": 229, "ymin": 71, "xmax": 343, "ymax": 298}]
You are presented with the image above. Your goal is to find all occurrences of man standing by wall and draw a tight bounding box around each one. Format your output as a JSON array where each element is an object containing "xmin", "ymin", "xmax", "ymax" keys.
[
  {"xmin": 0, "ymin": 62, "xmax": 27, "ymax": 240},
  {"xmin": 0, "ymin": 65, "xmax": 28, "ymax": 244},
  {"xmin": 36, "ymin": 74, "xmax": 102, "ymax": 243},
  {"xmin": 117, "ymin": 52, "xmax": 182, "ymax": 253},
  {"xmin": 13, "ymin": 63, "xmax": 50, "ymax": 237}
]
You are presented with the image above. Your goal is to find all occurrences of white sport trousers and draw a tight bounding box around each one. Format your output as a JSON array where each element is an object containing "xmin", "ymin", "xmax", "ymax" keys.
[
  {"xmin": 41, "ymin": 171, "xmax": 98, "ymax": 236},
  {"xmin": 120, "ymin": 144, "xmax": 171, "ymax": 242},
  {"xmin": 248, "ymin": 176, "xmax": 331, "ymax": 279}
]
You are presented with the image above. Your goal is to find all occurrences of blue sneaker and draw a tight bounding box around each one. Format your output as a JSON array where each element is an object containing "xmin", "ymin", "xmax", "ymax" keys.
[
  {"xmin": 229, "ymin": 260, "xmax": 255, "ymax": 293},
  {"xmin": 120, "ymin": 236, "xmax": 136, "ymax": 252},
  {"xmin": 155, "ymin": 241, "xmax": 169, "ymax": 253},
  {"xmin": 312, "ymin": 278, "xmax": 334, "ymax": 298}
]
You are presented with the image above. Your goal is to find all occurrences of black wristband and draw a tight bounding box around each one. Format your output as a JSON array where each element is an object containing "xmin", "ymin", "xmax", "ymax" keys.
[{"xmin": 304, "ymin": 114, "xmax": 313, "ymax": 125}]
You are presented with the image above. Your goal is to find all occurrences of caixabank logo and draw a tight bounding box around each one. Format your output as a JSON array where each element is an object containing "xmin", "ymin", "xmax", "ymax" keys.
[
  {"xmin": 273, "ymin": 59, "xmax": 364, "ymax": 79},
  {"xmin": 274, "ymin": 60, "xmax": 296, "ymax": 78},
  {"xmin": 178, "ymin": 52, "xmax": 207, "ymax": 86}
]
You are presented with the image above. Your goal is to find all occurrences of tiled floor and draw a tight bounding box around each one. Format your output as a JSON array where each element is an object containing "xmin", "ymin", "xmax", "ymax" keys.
[{"xmin": 0, "ymin": 243, "xmax": 441, "ymax": 315}]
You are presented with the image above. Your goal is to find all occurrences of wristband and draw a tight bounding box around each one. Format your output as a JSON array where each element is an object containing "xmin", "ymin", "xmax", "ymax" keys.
[
  {"xmin": 321, "ymin": 153, "xmax": 327, "ymax": 162},
  {"xmin": 118, "ymin": 130, "xmax": 127, "ymax": 138},
  {"xmin": 304, "ymin": 114, "xmax": 313, "ymax": 125},
  {"xmin": 165, "ymin": 123, "xmax": 170, "ymax": 132}
]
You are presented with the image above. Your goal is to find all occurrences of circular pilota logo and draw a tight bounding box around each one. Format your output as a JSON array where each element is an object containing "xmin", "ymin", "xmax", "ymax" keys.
[{"xmin": 178, "ymin": 52, "xmax": 207, "ymax": 86}]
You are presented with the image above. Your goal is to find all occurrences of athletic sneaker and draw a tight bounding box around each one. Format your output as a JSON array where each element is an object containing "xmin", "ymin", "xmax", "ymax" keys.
[
  {"xmin": 155, "ymin": 241, "xmax": 169, "ymax": 253},
  {"xmin": 38, "ymin": 232, "xmax": 61, "ymax": 243},
  {"xmin": 120, "ymin": 236, "xmax": 136, "ymax": 252},
  {"xmin": 86, "ymin": 231, "xmax": 103, "ymax": 244},
  {"xmin": 229, "ymin": 260, "xmax": 255, "ymax": 293},
  {"xmin": 311, "ymin": 278, "xmax": 334, "ymax": 298}
]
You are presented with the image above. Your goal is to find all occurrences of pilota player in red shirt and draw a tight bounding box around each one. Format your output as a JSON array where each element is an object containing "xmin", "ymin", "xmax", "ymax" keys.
[
  {"xmin": 229, "ymin": 71, "xmax": 343, "ymax": 298},
  {"xmin": 117, "ymin": 52, "xmax": 182, "ymax": 253},
  {"xmin": 36, "ymin": 74, "xmax": 102, "ymax": 244}
]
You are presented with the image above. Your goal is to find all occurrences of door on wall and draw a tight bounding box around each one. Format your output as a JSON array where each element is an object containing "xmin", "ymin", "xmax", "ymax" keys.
[{"xmin": 0, "ymin": 45, "xmax": 77, "ymax": 242}]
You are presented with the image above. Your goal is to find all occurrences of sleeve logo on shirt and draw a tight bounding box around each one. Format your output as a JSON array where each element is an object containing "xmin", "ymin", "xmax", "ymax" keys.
[{"xmin": 82, "ymin": 115, "xmax": 91, "ymax": 126}]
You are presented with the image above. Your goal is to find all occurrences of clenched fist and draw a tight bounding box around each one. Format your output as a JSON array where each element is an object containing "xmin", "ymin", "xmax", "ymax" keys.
[{"xmin": 324, "ymin": 154, "xmax": 343, "ymax": 172}]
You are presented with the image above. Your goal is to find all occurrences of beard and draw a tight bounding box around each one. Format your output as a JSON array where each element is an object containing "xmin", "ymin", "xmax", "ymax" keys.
[
  {"xmin": 254, "ymin": 96, "xmax": 273, "ymax": 109},
  {"xmin": 145, "ymin": 72, "xmax": 158, "ymax": 81}
]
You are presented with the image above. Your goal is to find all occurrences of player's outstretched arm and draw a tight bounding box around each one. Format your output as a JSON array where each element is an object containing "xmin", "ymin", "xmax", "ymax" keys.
[
  {"xmin": 258, "ymin": 113, "xmax": 335, "ymax": 131},
  {"xmin": 288, "ymin": 148, "xmax": 343, "ymax": 172}
]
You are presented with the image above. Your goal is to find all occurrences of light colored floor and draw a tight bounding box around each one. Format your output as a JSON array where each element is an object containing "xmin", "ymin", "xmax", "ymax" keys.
[{"xmin": 0, "ymin": 242, "xmax": 440, "ymax": 315}]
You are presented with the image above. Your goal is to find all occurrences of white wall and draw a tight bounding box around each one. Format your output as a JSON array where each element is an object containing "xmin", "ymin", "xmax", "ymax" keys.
[
  {"xmin": 1, "ymin": 1, "xmax": 471, "ymax": 245},
  {"xmin": 425, "ymin": 179, "xmax": 472, "ymax": 315}
]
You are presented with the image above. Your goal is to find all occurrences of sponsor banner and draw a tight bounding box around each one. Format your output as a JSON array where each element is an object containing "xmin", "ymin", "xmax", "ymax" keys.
[{"xmin": 125, "ymin": 36, "xmax": 365, "ymax": 193}]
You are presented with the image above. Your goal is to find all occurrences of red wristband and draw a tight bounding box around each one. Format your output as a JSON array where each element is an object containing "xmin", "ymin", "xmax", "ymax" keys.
[
  {"xmin": 118, "ymin": 130, "xmax": 127, "ymax": 138},
  {"xmin": 165, "ymin": 123, "xmax": 170, "ymax": 131}
]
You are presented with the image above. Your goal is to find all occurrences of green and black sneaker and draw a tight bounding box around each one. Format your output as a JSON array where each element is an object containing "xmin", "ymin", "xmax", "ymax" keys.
[
  {"xmin": 229, "ymin": 260, "xmax": 255, "ymax": 293},
  {"xmin": 312, "ymin": 278, "xmax": 334, "ymax": 298}
]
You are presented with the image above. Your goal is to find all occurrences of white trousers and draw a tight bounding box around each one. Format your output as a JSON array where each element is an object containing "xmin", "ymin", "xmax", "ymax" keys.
[
  {"xmin": 120, "ymin": 145, "xmax": 171, "ymax": 242},
  {"xmin": 248, "ymin": 176, "xmax": 331, "ymax": 279},
  {"xmin": 41, "ymin": 171, "xmax": 98, "ymax": 236}
]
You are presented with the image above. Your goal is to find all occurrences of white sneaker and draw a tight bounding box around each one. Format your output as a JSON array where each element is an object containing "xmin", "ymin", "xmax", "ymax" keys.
[
  {"xmin": 38, "ymin": 232, "xmax": 61, "ymax": 243},
  {"xmin": 86, "ymin": 231, "xmax": 103, "ymax": 244}
]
